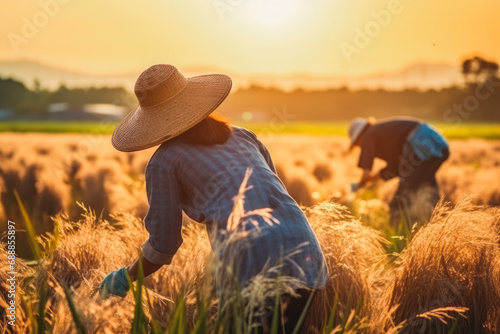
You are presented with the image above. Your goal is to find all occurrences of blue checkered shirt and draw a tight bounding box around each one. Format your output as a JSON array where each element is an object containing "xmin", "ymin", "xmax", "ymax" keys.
[{"xmin": 141, "ymin": 126, "xmax": 328, "ymax": 289}]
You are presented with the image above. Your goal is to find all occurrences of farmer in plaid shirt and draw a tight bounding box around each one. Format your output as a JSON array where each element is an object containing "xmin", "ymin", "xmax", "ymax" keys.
[
  {"xmin": 100, "ymin": 64, "xmax": 327, "ymax": 332},
  {"xmin": 348, "ymin": 116, "xmax": 449, "ymax": 226}
]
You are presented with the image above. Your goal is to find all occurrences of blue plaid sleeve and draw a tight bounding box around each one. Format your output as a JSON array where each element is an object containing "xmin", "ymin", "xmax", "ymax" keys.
[
  {"xmin": 243, "ymin": 128, "xmax": 277, "ymax": 173},
  {"xmin": 141, "ymin": 164, "xmax": 183, "ymax": 265},
  {"xmin": 256, "ymin": 140, "xmax": 277, "ymax": 174}
]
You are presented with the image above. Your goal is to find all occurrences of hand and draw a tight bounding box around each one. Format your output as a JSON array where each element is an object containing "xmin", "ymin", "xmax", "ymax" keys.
[
  {"xmin": 100, "ymin": 267, "xmax": 130, "ymax": 298},
  {"xmin": 350, "ymin": 182, "xmax": 361, "ymax": 192}
]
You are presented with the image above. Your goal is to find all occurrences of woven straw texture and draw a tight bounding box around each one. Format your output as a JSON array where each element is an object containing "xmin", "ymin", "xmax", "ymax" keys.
[{"xmin": 112, "ymin": 64, "xmax": 232, "ymax": 152}]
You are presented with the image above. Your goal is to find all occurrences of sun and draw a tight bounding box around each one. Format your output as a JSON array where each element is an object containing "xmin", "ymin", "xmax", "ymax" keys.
[{"xmin": 247, "ymin": 0, "xmax": 302, "ymax": 27}]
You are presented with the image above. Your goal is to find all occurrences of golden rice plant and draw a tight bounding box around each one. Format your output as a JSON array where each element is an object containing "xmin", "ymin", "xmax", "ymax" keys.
[
  {"xmin": 0, "ymin": 243, "xmax": 30, "ymax": 333},
  {"xmin": 30, "ymin": 204, "xmax": 210, "ymax": 333},
  {"xmin": 2, "ymin": 133, "xmax": 500, "ymax": 226},
  {"xmin": 304, "ymin": 202, "xmax": 390, "ymax": 332},
  {"xmin": 381, "ymin": 198, "xmax": 500, "ymax": 333},
  {"xmin": 2, "ymin": 133, "xmax": 500, "ymax": 333},
  {"xmin": 34, "ymin": 206, "xmax": 146, "ymax": 303}
]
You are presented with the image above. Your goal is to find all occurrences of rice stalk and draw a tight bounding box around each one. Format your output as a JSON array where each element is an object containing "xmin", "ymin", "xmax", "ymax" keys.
[{"xmin": 381, "ymin": 197, "xmax": 500, "ymax": 333}]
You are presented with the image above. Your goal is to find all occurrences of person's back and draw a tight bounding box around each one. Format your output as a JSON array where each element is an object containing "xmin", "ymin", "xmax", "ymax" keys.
[
  {"xmin": 146, "ymin": 126, "xmax": 328, "ymax": 287},
  {"xmin": 357, "ymin": 117, "xmax": 420, "ymax": 178},
  {"xmin": 101, "ymin": 64, "xmax": 328, "ymax": 332},
  {"xmin": 348, "ymin": 116, "xmax": 449, "ymax": 226},
  {"xmin": 150, "ymin": 126, "xmax": 289, "ymax": 225}
]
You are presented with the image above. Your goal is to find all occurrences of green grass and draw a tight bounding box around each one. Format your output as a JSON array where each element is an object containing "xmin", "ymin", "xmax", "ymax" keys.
[
  {"xmin": 0, "ymin": 121, "xmax": 116, "ymax": 134},
  {"xmin": 242, "ymin": 122, "xmax": 350, "ymax": 137},
  {"xmin": 436, "ymin": 122, "xmax": 500, "ymax": 140},
  {"xmin": 243, "ymin": 121, "xmax": 500, "ymax": 139},
  {"xmin": 1, "ymin": 120, "xmax": 500, "ymax": 139}
]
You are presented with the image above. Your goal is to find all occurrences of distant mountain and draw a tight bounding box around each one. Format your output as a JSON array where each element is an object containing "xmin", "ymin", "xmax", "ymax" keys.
[
  {"xmin": 350, "ymin": 63, "xmax": 464, "ymax": 90},
  {"xmin": 0, "ymin": 60, "xmax": 138, "ymax": 90},
  {"xmin": 0, "ymin": 60, "xmax": 464, "ymax": 92}
]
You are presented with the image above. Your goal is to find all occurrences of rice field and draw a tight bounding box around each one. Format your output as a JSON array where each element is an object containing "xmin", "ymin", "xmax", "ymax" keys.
[
  {"xmin": 1, "ymin": 121, "xmax": 500, "ymax": 139},
  {"xmin": 1, "ymin": 132, "xmax": 499, "ymax": 333}
]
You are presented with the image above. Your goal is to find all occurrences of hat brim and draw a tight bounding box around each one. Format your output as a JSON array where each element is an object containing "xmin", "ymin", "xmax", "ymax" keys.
[
  {"xmin": 348, "ymin": 123, "xmax": 370, "ymax": 152},
  {"xmin": 112, "ymin": 74, "xmax": 232, "ymax": 152}
]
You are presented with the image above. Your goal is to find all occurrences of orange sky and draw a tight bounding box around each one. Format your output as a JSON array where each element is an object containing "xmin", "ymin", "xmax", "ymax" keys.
[{"xmin": 1, "ymin": 0, "xmax": 500, "ymax": 77}]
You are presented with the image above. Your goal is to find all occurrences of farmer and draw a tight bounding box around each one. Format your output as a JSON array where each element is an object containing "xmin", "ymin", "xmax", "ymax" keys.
[
  {"xmin": 100, "ymin": 64, "xmax": 328, "ymax": 332},
  {"xmin": 348, "ymin": 117, "xmax": 449, "ymax": 226}
]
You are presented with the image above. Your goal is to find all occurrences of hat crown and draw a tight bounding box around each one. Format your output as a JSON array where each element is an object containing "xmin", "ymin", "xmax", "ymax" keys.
[
  {"xmin": 348, "ymin": 117, "xmax": 369, "ymax": 147},
  {"xmin": 134, "ymin": 64, "xmax": 188, "ymax": 108}
]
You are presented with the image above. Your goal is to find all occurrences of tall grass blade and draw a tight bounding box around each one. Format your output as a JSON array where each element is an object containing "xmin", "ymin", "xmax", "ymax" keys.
[
  {"xmin": 144, "ymin": 288, "xmax": 164, "ymax": 334},
  {"xmin": 448, "ymin": 318, "xmax": 459, "ymax": 334},
  {"xmin": 131, "ymin": 257, "xmax": 149, "ymax": 334},
  {"xmin": 270, "ymin": 290, "xmax": 281, "ymax": 334},
  {"xmin": 325, "ymin": 293, "xmax": 339, "ymax": 333},
  {"xmin": 231, "ymin": 296, "xmax": 243, "ymax": 334},
  {"xmin": 168, "ymin": 293, "xmax": 187, "ymax": 334},
  {"xmin": 292, "ymin": 289, "xmax": 316, "ymax": 334},
  {"xmin": 20, "ymin": 294, "xmax": 38, "ymax": 333},
  {"xmin": 62, "ymin": 283, "xmax": 87, "ymax": 334},
  {"xmin": 14, "ymin": 190, "xmax": 41, "ymax": 260},
  {"xmin": 36, "ymin": 279, "xmax": 48, "ymax": 334},
  {"xmin": 47, "ymin": 216, "xmax": 62, "ymax": 254},
  {"xmin": 192, "ymin": 295, "xmax": 208, "ymax": 334}
]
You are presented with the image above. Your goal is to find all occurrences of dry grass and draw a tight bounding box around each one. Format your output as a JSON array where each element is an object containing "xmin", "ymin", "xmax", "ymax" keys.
[
  {"xmin": 304, "ymin": 202, "xmax": 390, "ymax": 332},
  {"xmin": 2, "ymin": 196, "xmax": 498, "ymax": 333},
  {"xmin": 264, "ymin": 135, "xmax": 500, "ymax": 208},
  {"xmin": 1, "ymin": 134, "xmax": 499, "ymax": 226},
  {"xmin": 22, "ymin": 205, "xmax": 210, "ymax": 333},
  {"xmin": 1, "ymin": 133, "xmax": 499, "ymax": 333},
  {"xmin": 0, "ymin": 242, "xmax": 30, "ymax": 333},
  {"xmin": 5, "ymin": 195, "xmax": 492, "ymax": 333},
  {"xmin": 381, "ymin": 198, "xmax": 500, "ymax": 333}
]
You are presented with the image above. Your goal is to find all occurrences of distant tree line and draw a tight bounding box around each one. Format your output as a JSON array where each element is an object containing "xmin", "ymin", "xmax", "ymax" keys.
[
  {"xmin": 462, "ymin": 56, "xmax": 499, "ymax": 86},
  {"xmin": 223, "ymin": 81, "xmax": 500, "ymax": 123},
  {"xmin": 0, "ymin": 78, "xmax": 134, "ymax": 119},
  {"xmin": 223, "ymin": 56, "xmax": 500, "ymax": 123},
  {"xmin": 1, "ymin": 56, "xmax": 499, "ymax": 122}
]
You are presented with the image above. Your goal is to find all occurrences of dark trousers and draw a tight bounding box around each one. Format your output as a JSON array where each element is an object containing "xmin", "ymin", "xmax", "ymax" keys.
[
  {"xmin": 389, "ymin": 149, "xmax": 449, "ymax": 227},
  {"xmin": 257, "ymin": 289, "xmax": 312, "ymax": 334}
]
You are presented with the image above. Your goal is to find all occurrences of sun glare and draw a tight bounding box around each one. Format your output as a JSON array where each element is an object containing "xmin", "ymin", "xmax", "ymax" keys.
[{"xmin": 247, "ymin": 0, "xmax": 301, "ymax": 26}]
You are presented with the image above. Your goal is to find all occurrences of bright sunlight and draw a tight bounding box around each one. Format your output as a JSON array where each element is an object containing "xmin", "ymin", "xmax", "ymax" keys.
[{"xmin": 246, "ymin": 0, "xmax": 302, "ymax": 26}]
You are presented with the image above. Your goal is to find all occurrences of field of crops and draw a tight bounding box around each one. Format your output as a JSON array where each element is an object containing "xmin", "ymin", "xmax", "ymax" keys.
[
  {"xmin": 1, "ymin": 121, "xmax": 500, "ymax": 139},
  {"xmin": 1, "ymin": 131, "xmax": 499, "ymax": 333}
]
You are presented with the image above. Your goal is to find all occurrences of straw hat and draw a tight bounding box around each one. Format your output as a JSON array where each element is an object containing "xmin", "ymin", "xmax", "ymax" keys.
[
  {"xmin": 348, "ymin": 117, "xmax": 374, "ymax": 150},
  {"xmin": 112, "ymin": 64, "xmax": 232, "ymax": 152}
]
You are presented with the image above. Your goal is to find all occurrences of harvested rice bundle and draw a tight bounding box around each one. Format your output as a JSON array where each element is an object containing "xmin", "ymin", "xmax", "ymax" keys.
[
  {"xmin": 382, "ymin": 198, "xmax": 500, "ymax": 333},
  {"xmin": 304, "ymin": 202, "xmax": 389, "ymax": 330}
]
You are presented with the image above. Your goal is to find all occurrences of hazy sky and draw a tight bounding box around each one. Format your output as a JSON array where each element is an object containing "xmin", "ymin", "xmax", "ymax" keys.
[{"xmin": 1, "ymin": 0, "xmax": 500, "ymax": 76}]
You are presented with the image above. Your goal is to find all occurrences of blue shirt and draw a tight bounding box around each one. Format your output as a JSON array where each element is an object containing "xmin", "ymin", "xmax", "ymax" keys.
[
  {"xmin": 407, "ymin": 123, "xmax": 449, "ymax": 161},
  {"xmin": 141, "ymin": 126, "xmax": 328, "ymax": 289},
  {"xmin": 358, "ymin": 117, "xmax": 448, "ymax": 180}
]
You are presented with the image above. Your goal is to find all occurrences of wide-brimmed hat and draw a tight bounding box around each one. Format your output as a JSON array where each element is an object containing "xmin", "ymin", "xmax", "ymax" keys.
[
  {"xmin": 348, "ymin": 117, "xmax": 374, "ymax": 150},
  {"xmin": 112, "ymin": 64, "xmax": 232, "ymax": 152}
]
